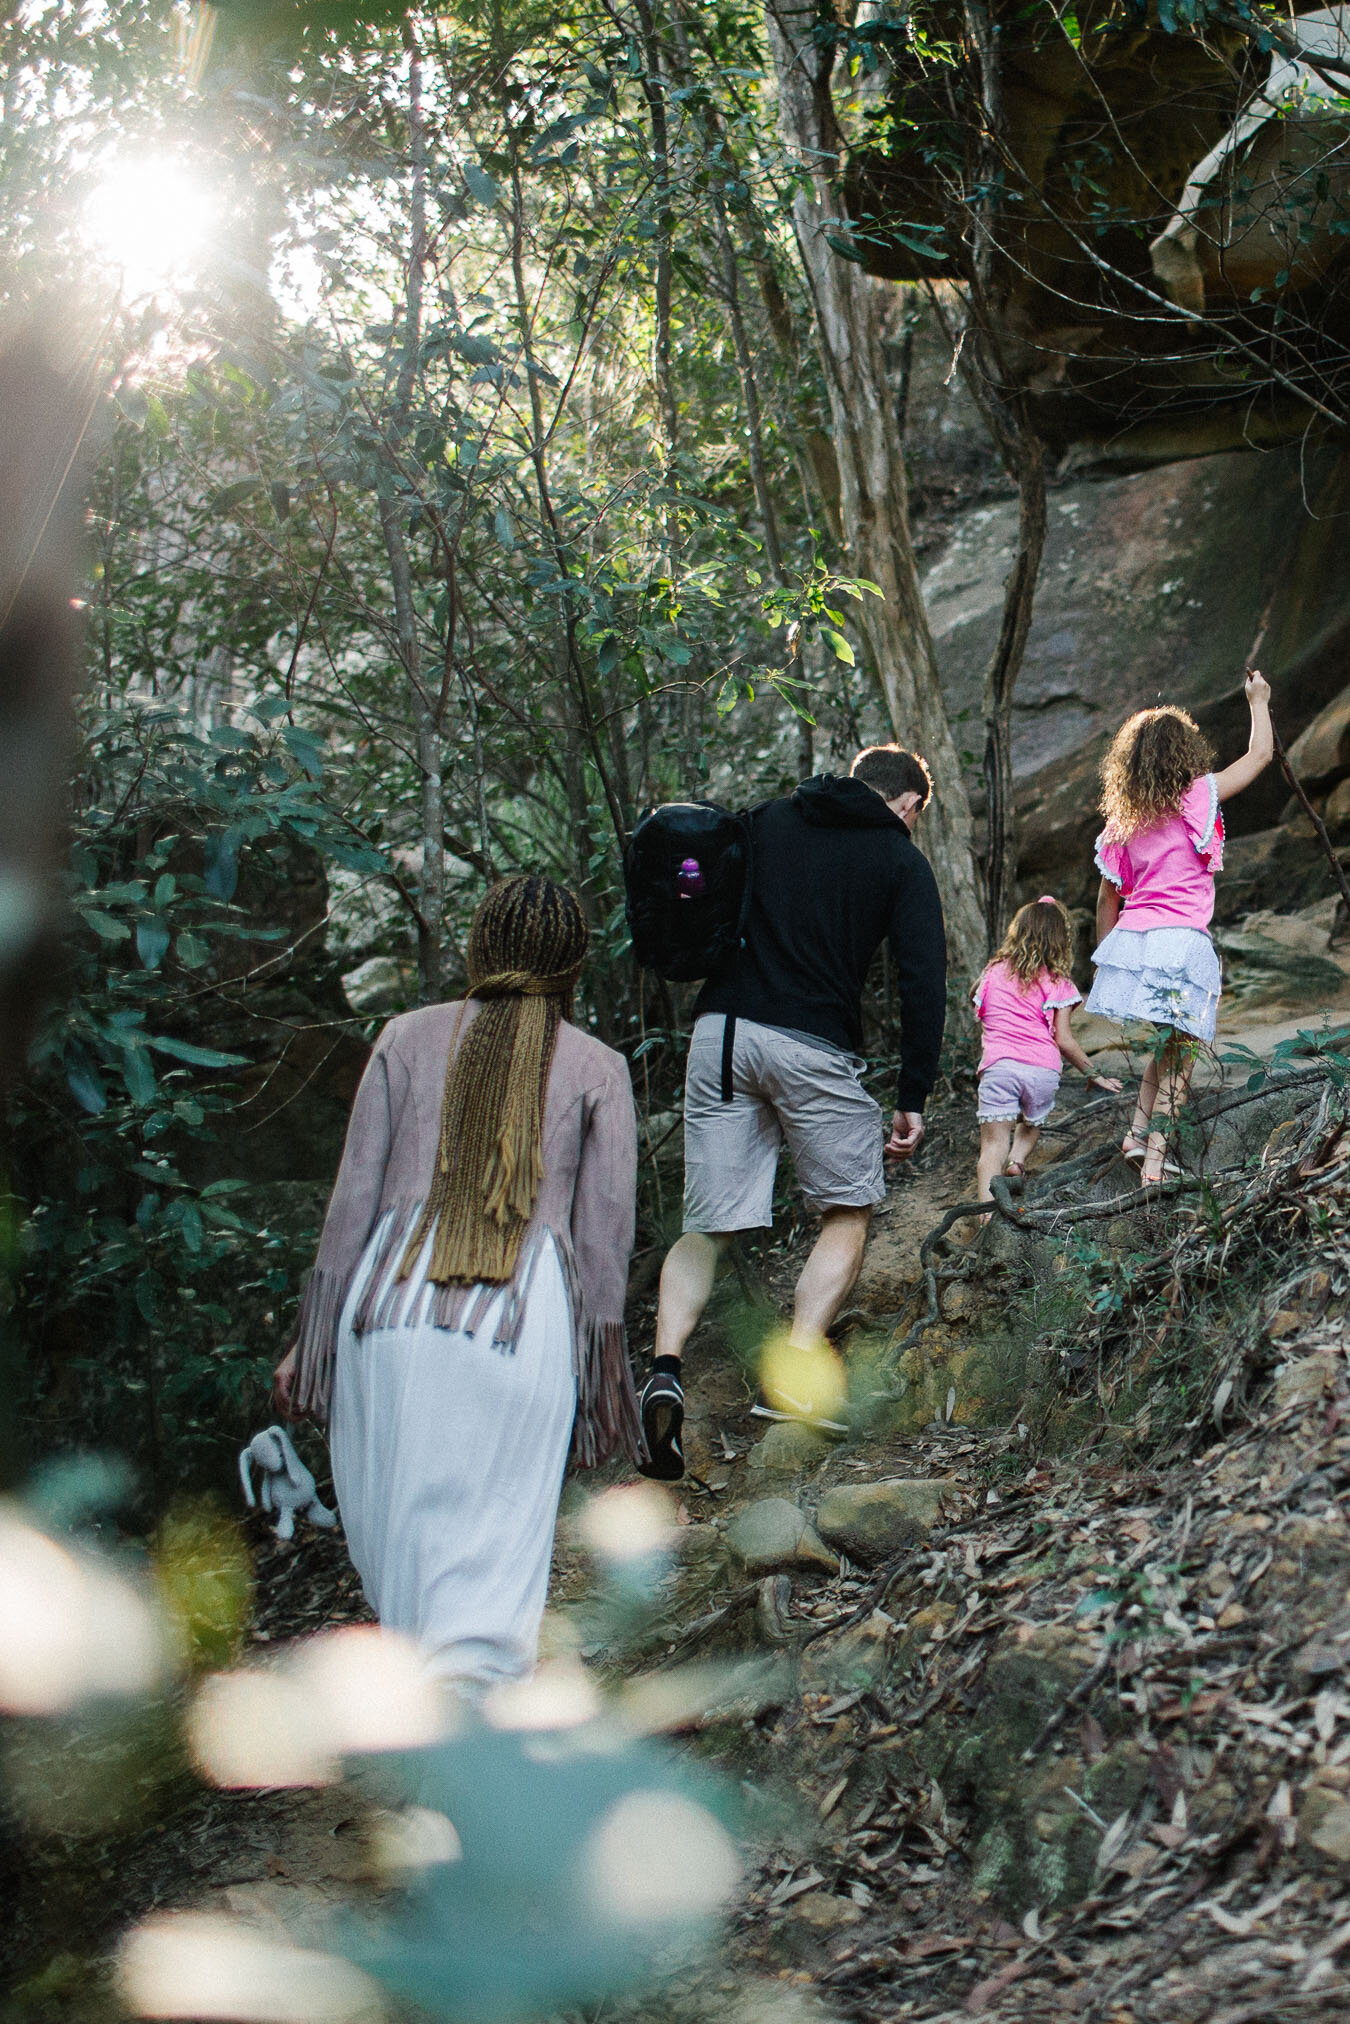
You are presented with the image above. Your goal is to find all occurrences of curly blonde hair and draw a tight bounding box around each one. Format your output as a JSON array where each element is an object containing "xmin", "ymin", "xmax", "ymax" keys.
[
  {"xmin": 1100, "ymin": 707, "xmax": 1214, "ymax": 840},
  {"xmin": 987, "ymin": 897, "xmax": 1074, "ymax": 988}
]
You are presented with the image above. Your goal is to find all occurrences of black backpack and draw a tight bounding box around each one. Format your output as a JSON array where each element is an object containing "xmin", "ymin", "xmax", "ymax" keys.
[{"xmin": 623, "ymin": 801, "xmax": 752, "ymax": 982}]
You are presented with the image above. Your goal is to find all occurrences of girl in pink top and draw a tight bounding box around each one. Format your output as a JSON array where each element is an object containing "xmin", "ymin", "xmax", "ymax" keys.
[
  {"xmin": 1088, "ymin": 671, "xmax": 1273, "ymax": 1186},
  {"xmin": 972, "ymin": 897, "xmax": 1121, "ymax": 1202}
]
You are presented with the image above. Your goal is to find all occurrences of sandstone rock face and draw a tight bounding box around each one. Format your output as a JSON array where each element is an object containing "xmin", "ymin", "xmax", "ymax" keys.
[
  {"xmin": 726, "ymin": 1498, "xmax": 837, "ymax": 1575},
  {"xmin": 1288, "ymin": 682, "xmax": 1350, "ymax": 788},
  {"xmin": 884, "ymin": 1338, "xmax": 987, "ymax": 1435},
  {"xmin": 341, "ymin": 954, "xmax": 411, "ymax": 1016},
  {"xmin": 1241, "ymin": 901, "xmax": 1338, "ymax": 957},
  {"xmin": 1213, "ymin": 824, "xmax": 1350, "ymax": 923},
  {"xmin": 922, "ymin": 444, "xmax": 1350, "ymax": 915},
  {"xmin": 848, "ymin": 17, "xmax": 1350, "ymax": 461},
  {"xmin": 804, "ymin": 1608, "xmax": 898, "ymax": 1690},
  {"xmin": 815, "ymin": 1479, "xmax": 952, "ymax": 1564},
  {"xmin": 914, "ymin": 1621, "xmax": 1151, "ymax": 1912}
]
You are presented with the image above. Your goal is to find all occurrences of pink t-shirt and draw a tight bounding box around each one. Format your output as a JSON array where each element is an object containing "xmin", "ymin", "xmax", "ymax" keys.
[
  {"xmin": 1094, "ymin": 774, "xmax": 1224, "ymax": 933},
  {"xmin": 973, "ymin": 960, "xmax": 1082, "ymax": 1074}
]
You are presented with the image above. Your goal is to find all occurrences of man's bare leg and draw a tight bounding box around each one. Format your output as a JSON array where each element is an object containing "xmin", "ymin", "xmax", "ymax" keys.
[
  {"xmin": 653, "ymin": 1231, "xmax": 729, "ymax": 1364},
  {"xmin": 789, "ymin": 1205, "xmax": 871, "ymax": 1351},
  {"xmin": 639, "ymin": 1232, "xmax": 730, "ymax": 1481}
]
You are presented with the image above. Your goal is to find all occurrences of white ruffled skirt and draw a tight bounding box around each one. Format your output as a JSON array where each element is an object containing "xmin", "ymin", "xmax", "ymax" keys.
[
  {"xmin": 1086, "ymin": 924, "xmax": 1221, "ymax": 1042},
  {"xmin": 328, "ymin": 1229, "xmax": 576, "ymax": 1690}
]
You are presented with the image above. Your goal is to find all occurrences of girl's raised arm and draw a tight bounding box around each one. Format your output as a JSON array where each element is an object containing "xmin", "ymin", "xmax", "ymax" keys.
[{"xmin": 1214, "ymin": 670, "xmax": 1274, "ymax": 802}]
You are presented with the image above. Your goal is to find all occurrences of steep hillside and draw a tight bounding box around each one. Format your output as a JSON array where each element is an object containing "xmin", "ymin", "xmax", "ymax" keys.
[
  {"xmin": 15, "ymin": 937, "xmax": 1350, "ymax": 2024},
  {"xmin": 590, "ymin": 982, "xmax": 1350, "ymax": 2021}
]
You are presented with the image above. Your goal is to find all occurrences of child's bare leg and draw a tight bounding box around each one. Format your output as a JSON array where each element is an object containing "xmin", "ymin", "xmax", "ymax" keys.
[
  {"xmin": 978, "ymin": 1121, "xmax": 1014, "ymax": 1201},
  {"xmin": 1141, "ymin": 1034, "xmax": 1197, "ymax": 1185},
  {"xmin": 1008, "ymin": 1120, "xmax": 1041, "ymax": 1172},
  {"xmin": 1128, "ymin": 1053, "xmax": 1160, "ymax": 1146}
]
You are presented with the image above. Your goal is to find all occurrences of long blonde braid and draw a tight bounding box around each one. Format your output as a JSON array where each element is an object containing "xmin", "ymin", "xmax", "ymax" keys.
[{"xmin": 399, "ymin": 876, "xmax": 589, "ymax": 1287}]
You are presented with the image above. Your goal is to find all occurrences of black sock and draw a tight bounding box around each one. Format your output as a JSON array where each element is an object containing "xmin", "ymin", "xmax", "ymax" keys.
[{"xmin": 651, "ymin": 1353, "xmax": 682, "ymax": 1381}]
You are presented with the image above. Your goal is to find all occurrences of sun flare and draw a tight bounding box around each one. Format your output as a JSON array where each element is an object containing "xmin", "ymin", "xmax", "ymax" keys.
[{"xmin": 82, "ymin": 157, "xmax": 216, "ymax": 300}]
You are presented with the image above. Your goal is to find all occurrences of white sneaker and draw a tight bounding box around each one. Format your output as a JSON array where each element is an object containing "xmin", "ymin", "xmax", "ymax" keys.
[{"xmin": 750, "ymin": 1390, "xmax": 848, "ymax": 1436}]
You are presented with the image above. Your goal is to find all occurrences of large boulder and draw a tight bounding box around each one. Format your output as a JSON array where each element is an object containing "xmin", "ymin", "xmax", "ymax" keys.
[
  {"xmin": 1288, "ymin": 682, "xmax": 1350, "ymax": 788},
  {"xmin": 815, "ymin": 1479, "xmax": 953, "ymax": 1564},
  {"xmin": 1216, "ymin": 824, "xmax": 1350, "ymax": 923},
  {"xmin": 845, "ymin": 12, "xmax": 1350, "ymax": 464}
]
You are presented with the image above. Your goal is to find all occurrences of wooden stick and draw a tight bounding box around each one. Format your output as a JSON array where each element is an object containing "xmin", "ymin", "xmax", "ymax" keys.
[{"xmin": 1243, "ymin": 603, "xmax": 1350, "ymax": 924}]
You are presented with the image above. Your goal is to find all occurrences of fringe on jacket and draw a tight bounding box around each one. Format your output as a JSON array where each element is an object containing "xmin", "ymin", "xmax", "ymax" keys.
[{"xmin": 290, "ymin": 1198, "xmax": 641, "ymax": 1470}]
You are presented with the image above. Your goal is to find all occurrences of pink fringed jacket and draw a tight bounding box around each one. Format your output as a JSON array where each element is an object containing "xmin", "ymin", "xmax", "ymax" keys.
[{"xmin": 289, "ymin": 1000, "xmax": 642, "ymax": 1469}]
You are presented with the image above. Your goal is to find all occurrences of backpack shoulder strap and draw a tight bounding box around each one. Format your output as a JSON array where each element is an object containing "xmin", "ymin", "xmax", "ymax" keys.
[{"xmin": 720, "ymin": 1012, "xmax": 736, "ymax": 1106}]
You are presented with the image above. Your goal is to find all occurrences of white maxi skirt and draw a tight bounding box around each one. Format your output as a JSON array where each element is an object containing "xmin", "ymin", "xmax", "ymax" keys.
[{"xmin": 328, "ymin": 1229, "xmax": 577, "ymax": 1690}]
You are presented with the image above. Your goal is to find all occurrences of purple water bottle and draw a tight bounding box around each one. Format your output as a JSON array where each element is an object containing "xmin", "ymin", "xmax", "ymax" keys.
[{"xmin": 676, "ymin": 856, "xmax": 705, "ymax": 900}]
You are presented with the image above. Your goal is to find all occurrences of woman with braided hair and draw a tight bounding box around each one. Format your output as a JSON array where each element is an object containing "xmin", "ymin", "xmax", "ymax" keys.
[{"xmin": 272, "ymin": 875, "xmax": 640, "ymax": 1689}]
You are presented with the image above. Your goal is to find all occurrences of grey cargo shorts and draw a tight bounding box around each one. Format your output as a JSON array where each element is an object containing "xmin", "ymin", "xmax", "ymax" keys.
[{"xmin": 682, "ymin": 1014, "xmax": 886, "ymax": 1233}]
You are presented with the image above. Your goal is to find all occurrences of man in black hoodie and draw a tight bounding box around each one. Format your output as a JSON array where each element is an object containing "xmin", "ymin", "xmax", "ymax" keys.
[{"xmin": 637, "ymin": 744, "xmax": 947, "ymax": 1481}]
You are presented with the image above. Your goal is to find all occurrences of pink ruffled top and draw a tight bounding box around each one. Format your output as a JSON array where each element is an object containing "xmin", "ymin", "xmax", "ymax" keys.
[
  {"xmin": 973, "ymin": 960, "xmax": 1081, "ymax": 1074},
  {"xmin": 1094, "ymin": 774, "xmax": 1223, "ymax": 934}
]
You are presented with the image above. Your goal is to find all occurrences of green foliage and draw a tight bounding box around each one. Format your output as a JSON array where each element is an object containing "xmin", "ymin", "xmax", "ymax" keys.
[
  {"xmin": 1, "ymin": 0, "xmax": 914, "ymax": 1498},
  {"xmin": 151, "ymin": 1502, "xmax": 255, "ymax": 1670},
  {"xmin": 1222, "ymin": 1023, "xmax": 1350, "ymax": 1093},
  {"xmin": 7, "ymin": 702, "xmax": 387, "ymax": 1490}
]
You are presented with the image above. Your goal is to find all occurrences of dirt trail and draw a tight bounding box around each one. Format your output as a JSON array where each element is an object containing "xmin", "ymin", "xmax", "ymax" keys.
[{"xmin": 24, "ymin": 900, "xmax": 1350, "ymax": 2024}]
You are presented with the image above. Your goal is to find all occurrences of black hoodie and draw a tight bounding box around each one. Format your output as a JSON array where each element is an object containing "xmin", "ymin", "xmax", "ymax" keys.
[{"xmin": 693, "ymin": 774, "xmax": 947, "ymax": 1112}]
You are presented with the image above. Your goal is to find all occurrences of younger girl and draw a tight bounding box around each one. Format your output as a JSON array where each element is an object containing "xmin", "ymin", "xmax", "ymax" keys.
[
  {"xmin": 1088, "ymin": 671, "xmax": 1273, "ymax": 1187},
  {"xmin": 973, "ymin": 896, "xmax": 1121, "ymax": 1201}
]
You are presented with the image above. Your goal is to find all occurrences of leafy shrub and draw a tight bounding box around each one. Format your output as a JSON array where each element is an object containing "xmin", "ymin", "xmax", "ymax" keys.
[{"xmin": 5, "ymin": 700, "xmax": 387, "ymax": 1500}]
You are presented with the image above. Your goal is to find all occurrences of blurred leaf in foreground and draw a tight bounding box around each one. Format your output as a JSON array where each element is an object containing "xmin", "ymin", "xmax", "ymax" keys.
[{"xmin": 337, "ymin": 1719, "xmax": 740, "ymax": 2020}]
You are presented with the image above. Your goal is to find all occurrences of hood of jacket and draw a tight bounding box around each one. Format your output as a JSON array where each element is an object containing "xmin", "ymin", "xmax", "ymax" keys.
[{"xmin": 792, "ymin": 773, "xmax": 906, "ymax": 830}]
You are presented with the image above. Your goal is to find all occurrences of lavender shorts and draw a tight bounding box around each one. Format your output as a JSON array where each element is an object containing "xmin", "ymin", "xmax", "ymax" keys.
[{"xmin": 977, "ymin": 1060, "xmax": 1060, "ymax": 1127}]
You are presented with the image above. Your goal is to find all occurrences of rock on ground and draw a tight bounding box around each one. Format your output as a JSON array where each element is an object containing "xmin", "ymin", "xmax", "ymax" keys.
[
  {"xmin": 814, "ymin": 1478, "xmax": 953, "ymax": 1564},
  {"xmin": 746, "ymin": 1420, "xmax": 833, "ymax": 1478},
  {"xmin": 725, "ymin": 1497, "xmax": 837, "ymax": 1575}
]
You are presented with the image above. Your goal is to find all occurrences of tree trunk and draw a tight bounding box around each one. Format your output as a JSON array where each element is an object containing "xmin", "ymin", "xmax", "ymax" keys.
[
  {"xmin": 634, "ymin": 0, "xmax": 680, "ymax": 557},
  {"xmin": 708, "ymin": 183, "xmax": 813, "ymax": 772},
  {"xmin": 379, "ymin": 25, "xmax": 443, "ymax": 1004},
  {"xmin": 979, "ymin": 427, "xmax": 1044, "ymax": 945},
  {"xmin": 958, "ymin": 0, "xmax": 1047, "ymax": 946},
  {"xmin": 763, "ymin": 0, "xmax": 985, "ymax": 975}
]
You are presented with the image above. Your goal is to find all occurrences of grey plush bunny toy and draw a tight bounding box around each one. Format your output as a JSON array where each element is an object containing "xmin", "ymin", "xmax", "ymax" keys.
[{"xmin": 239, "ymin": 1424, "xmax": 338, "ymax": 1541}]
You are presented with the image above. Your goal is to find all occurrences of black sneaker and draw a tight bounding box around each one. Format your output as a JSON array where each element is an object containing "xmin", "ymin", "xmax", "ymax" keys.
[{"xmin": 637, "ymin": 1368, "xmax": 685, "ymax": 1481}]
